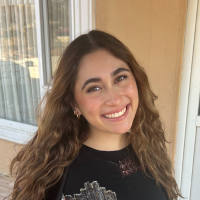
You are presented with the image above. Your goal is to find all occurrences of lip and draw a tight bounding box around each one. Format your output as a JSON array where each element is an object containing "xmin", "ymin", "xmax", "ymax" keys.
[
  {"xmin": 102, "ymin": 105, "xmax": 127, "ymax": 116},
  {"xmin": 101, "ymin": 103, "xmax": 131, "ymax": 122}
]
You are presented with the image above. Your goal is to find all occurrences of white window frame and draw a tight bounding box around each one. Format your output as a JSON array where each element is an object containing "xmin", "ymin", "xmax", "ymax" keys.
[
  {"xmin": 174, "ymin": 0, "xmax": 200, "ymax": 199},
  {"xmin": 0, "ymin": 0, "xmax": 95, "ymax": 144}
]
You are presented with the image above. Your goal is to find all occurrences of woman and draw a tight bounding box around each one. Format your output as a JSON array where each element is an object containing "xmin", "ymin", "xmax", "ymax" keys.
[{"xmin": 8, "ymin": 30, "xmax": 182, "ymax": 200}]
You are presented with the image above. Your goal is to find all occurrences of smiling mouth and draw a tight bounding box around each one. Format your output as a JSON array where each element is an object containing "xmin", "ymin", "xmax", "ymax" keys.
[{"xmin": 103, "ymin": 106, "xmax": 127, "ymax": 119}]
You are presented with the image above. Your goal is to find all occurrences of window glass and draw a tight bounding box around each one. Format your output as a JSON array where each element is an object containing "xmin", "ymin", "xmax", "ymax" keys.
[
  {"xmin": 0, "ymin": 0, "xmax": 40, "ymax": 126},
  {"xmin": 48, "ymin": 0, "xmax": 70, "ymax": 74},
  {"xmin": 0, "ymin": 0, "xmax": 71, "ymax": 126}
]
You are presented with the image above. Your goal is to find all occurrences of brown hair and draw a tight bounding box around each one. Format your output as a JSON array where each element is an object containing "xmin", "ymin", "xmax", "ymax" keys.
[{"xmin": 7, "ymin": 30, "xmax": 182, "ymax": 200}]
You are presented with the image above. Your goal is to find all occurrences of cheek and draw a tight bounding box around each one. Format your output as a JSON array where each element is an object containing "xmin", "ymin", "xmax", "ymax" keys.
[
  {"xmin": 124, "ymin": 80, "xmax": 138, "ymax": 99},
  {"xmin": 75, "ymin": 94, "xmax": 101, "ymax": 116}
]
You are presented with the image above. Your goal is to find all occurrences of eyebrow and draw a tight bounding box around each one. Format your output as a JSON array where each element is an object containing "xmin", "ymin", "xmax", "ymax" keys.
[{"xmin": 81, "ymin": 67, "xmax": 130, "ymax": 91}]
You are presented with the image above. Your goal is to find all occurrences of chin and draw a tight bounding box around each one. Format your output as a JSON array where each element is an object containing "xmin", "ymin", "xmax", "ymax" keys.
[{"xmin": 110, "ymin": 127, "xmax": 131, "ymax": 135}]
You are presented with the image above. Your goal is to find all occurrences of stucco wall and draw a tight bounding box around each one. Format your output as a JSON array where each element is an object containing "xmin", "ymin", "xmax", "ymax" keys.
[
  {"xmin": 0, "ymin": 139, "xmax": 23, "ymax": 175},
  {"xmin": 95, "ymin": 0, "xmax": 187, "ymax": 160}
]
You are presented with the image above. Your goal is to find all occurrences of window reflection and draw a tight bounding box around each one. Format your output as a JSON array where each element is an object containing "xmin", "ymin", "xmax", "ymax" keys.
[
  {"xmin": 48, "ymin": 0, "xmax": 70, "ymax": 74},
  {"xmin": 0, "ymin": 0, "xmax": 40, "ymax": 125}
]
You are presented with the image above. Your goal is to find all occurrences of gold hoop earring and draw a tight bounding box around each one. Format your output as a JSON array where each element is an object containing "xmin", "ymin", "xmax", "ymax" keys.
[{"xmin": 74, "ymin": 110, "xmax": 80, "ymax": 119}]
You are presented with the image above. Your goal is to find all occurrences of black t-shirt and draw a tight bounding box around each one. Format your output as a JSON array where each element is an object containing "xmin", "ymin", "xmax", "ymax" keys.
[{"xmin": 62, "ymin": 143, "xmax": 169, "ymax": 200}]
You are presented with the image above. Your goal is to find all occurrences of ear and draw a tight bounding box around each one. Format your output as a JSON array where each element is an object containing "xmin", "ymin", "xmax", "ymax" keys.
[{"xmin": 70, "ymin": 102, "xmax": 82, "ymax": 115}]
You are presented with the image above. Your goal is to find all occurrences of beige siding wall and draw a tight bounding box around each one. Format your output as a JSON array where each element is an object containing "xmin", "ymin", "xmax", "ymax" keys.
[{"xmin": 95, "ymin": 0, "xmax": 187, "ymax": 160}]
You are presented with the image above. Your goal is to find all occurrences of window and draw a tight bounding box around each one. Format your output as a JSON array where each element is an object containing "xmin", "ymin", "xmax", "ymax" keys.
[{"xmin": 0, "ymin": 0, "xmax": 94, "ymax": 144}]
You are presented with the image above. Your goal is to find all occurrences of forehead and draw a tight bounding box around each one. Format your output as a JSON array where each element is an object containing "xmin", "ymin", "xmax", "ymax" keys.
[{"xmin": 76, "ymin": 50, "xmax": 129, "ymax": 81}]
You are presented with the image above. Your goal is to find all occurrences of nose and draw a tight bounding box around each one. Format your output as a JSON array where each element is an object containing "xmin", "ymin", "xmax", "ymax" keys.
[{"xmin": 104, "ymin": 87, "xmax": 122, "ymax": 106}]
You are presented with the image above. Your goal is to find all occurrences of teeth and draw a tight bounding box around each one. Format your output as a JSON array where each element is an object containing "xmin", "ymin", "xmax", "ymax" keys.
[{"xmin": 104, "ymin": 107, "xmax": 127, "ymax": 118}]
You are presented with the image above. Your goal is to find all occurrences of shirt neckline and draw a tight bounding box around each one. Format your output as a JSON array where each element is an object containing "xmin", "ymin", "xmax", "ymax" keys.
[
  {"xmin": 81, "ymin": 143, "xmax": 133, "ymax": 163},
  {"xmin": 82, "ymin": 143, "xmax": 132, "ymax": 152}
]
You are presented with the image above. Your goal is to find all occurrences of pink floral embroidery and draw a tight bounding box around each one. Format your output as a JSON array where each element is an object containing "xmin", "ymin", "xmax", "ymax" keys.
[{"xmin": 117, "ymin": 154, "xmax": 140, "ymax": 178}]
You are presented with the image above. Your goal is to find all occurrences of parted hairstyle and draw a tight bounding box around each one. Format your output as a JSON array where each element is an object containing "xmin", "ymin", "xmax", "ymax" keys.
[{"xmin": 7, "ymin": 30, "xmax": 182, "ymax": 200}]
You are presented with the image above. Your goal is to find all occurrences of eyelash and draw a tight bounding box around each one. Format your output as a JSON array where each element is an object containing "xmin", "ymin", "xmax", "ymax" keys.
[{"xmin": 86, "ymin": 75, "xmax": 128, "ymax": 93}]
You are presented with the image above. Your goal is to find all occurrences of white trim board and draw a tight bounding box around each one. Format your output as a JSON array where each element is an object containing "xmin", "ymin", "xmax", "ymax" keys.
[
  {"xmin": 70, "ymin": 0, "xmax": 95, "ymax": 40},
  {"xmin": 190, "ymin": 127, "xmax": 200, "ymax": 199},
  {"xmin": 0, "ymin": 118, "xmax": 37, "ymax": 144},
  {"xmin": 196, "ymin": 116, "xmax": 200, "ymax": 127}
]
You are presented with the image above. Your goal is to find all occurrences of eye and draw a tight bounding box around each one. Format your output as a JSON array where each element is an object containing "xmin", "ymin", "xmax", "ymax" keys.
[
  {"xmin": 115, "ymin": 75, "xmax": 128, "ymax": 83},
  {"xmin": 87, "ymin": 86, "xmax": 100, "ymax": 93}
]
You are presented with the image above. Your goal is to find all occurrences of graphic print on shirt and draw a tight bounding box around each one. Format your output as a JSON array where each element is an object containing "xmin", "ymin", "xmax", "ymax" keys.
[{"xmin": 62, "ymin": 181, "xmax": 117, "ymax": 200}]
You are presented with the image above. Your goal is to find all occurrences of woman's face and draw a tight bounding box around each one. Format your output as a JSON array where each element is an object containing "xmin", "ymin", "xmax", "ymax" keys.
[{"xmin": 73, "ymin": 49, "xmax": 139, "ymax": 136}]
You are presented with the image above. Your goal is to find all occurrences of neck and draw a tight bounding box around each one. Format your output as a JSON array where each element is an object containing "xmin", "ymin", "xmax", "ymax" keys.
[{"xmin": 83, "ymin": 130, "xmax": 130, "ymax": 151}]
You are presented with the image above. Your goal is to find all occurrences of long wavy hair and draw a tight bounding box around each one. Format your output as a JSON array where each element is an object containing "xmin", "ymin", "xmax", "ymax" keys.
[{"xmin": 7, "ymin": 30, "xmax": 182, "ymax": 200}]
